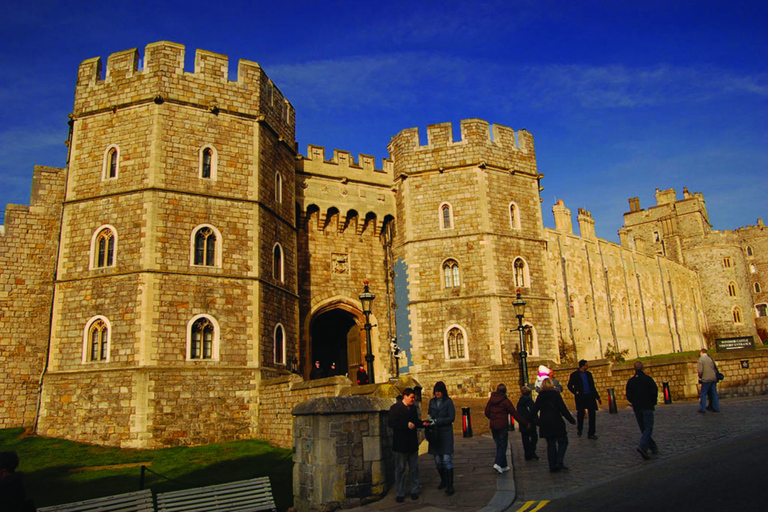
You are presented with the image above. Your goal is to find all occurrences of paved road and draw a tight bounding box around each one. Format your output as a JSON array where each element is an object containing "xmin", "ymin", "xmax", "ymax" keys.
[{"xmin": 508, "ymin": 395, "xmax": 768, "ymax": 511}]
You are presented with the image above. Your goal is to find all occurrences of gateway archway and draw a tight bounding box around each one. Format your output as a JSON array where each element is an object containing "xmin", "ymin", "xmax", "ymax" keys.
[{"xmin": 309, "ymin": 307, "xmax": 363, "ymax": 378}]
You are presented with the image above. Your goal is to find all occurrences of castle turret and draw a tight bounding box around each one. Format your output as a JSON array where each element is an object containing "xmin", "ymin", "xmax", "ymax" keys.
[
  {"xmin": 552, "ymin": 200, "xmax": 573, "ymax": 234},
  {"xmin": 578, "ymin": 208, "xmax": 596, "ymax": 240}
]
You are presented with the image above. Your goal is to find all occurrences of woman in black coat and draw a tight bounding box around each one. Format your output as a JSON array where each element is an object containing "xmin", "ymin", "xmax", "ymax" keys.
[
  {"xmin": 534, "ymin": 378, "xmax": 576, "ymax": 472},
  {"xmin": 424, "ymin": 381, "xmax": 456, "ymax": 495}
]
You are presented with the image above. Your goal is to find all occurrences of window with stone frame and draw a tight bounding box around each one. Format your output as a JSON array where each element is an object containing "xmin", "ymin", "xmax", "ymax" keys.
[
  {"xmin": 439, "ymin": 202, "xmax": 453, "ymax": 230},
  {"xmin": 273, "ymin": 243, "xmax": 284, "ymax": 282},
  {"xmin": 103, "ymin": 145, "xmax": 119, "ymax": 180},
  {"xmin": 756, "ymin": 304, "xmax": 767, "ymax": 318},
  {"xmin": 193, "ymin": 226, "xmax": 217, "ymax": 266},
  {"xmin": 275, "ymin": 172, "xmax": 283, "ymax": 204},
  {"xmin": 746, "ymin": 246, "xmax": 754, "ymax": 257},
  {"xmin": 91, "ymin": 226, "xmax": 117, "ymax": 269},
  {"xmin": 728, "ymin": 282, "xmax": 737, "ymax": 297},
  {"xmin": 443, "ymin": 259, "xmax": 460, "ymax": 288},
  {"xmin": 513, "ymin": 258, "xmax": 529, "ymax": 287},
  {"xmin": 509, "ymin": 202, "xmax": 521, "ymax": 230},
  {"xmin": 274, "ymin": 323, "xmax": 286, "ymax": 365},
  {"xmin": 84, "ymin": 317, "xmax": 109, "ymax": 362},
  {"xmin": 755, "ymin": 282, "xmax": 763, "ymax": 293},
  {"xmin": 723, "ymin": 257, "xmax": 732, "ymax": 268},
  {"xmin": 445, "ymin": 326, "xmax": 467, "ymax": 360},
  {"xmin": 732, "ymin": 307, "xmax": 743, "ymax": 324},
  {"xmin": 190, "ymin": 317, "xmax": 215, "ymax": 359},
  {"xmin": 199, "ymin": 145, "xmax": 217, "ymax": 180},
  {"xmin": 750, "ymin": 264, "xmax": 757, "ymax": 274}
]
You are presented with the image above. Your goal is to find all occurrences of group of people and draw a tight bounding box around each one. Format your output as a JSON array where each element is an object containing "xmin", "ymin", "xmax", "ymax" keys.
[
  {"xmin": 388, "ymin": 349, "xmax": 722, "ymax": 500},
  {"xmin": 308, "ymin": 361, "xmax": 371, "ymax": 385}
]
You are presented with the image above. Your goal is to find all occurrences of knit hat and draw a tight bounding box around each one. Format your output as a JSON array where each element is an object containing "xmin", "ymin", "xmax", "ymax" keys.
[{"xmin": 538, "ymin": 365, "xmax": 550, "ymax": 376}]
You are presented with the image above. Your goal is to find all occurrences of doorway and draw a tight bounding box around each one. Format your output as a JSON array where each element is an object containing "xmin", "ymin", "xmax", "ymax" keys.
[{"xmin": 309, "ymin": 309, "xmax": 361, "ymax": 378}]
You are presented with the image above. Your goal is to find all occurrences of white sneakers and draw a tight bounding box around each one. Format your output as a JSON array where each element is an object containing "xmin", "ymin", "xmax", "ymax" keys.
[{"xmin": 493, "ymin": 464, "xmax": 510, "ymax": 474}]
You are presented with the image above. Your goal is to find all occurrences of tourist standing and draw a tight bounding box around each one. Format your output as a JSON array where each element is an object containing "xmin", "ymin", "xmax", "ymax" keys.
[
  {"xmin": 389, "ymin": 388, "xmax": 421, "ymax": 502},
  {"xmin": 697, "ymin": 349, "xmax": 720, "ymax": 413},
  {"xmin": 356, "ymin": 364, "xmax": 369, "ymax": 385},
  {"xmin": 534, "ymin": 365, "xmax": 550, "ymax": 391},
  {"xmin": 484, "ymin": 383, "xmax": 529, "ymax": 474},
  {"xmin": 309, "ymin": 361, "xmax": 324, "ymax": 380},
  {"xmin": 535, "ymin": 379, "xmax": 576, "ymax": 472},
  {"xmin": 625, "ymin": 361, "xmax": 659, "ymax": 460},
  {"xmin": 567, "ymin": 359, "xmax": 602, "ymax": 439},
  {"xmin": 516, "ymin": 386, "xmax": 539, "ymax": 461},
  {"xmin": 424, "ymin": 382, "xmax": 456, "ymax": 495}
]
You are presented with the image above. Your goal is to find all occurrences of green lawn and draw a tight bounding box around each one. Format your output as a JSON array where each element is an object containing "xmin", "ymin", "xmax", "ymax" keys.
[{"xmin": 0, "ymin": 428, "xmax": 293, "ymax": 510}]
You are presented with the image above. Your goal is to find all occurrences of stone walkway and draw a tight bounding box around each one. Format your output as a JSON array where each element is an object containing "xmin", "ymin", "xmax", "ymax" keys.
[{"xmin": 350, "ymin": 395, "xmax": 768, "ymax": 512}]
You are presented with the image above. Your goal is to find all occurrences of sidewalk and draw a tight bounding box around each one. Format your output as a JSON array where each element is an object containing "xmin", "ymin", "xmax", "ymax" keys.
[{"xmin": 349, "ymin": 395, "xmax": 768, "ymax": 512}]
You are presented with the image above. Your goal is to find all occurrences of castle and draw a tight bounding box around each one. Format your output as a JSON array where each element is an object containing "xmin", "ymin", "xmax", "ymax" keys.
[{"xmin": 0, "ymin": 42, "xmax": 765, "ymax": 448}]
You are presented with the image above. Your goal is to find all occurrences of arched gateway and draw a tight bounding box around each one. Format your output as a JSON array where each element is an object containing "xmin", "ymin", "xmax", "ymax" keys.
[{"xmin": 306, "ymin": 301, "xmax": 367, "ymax": 379}]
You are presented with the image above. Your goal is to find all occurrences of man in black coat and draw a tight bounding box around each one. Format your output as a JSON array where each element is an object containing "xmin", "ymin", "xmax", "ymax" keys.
[
  {"xmin": 626, "ymin": 361, "xmax": 659, "ymax": 460},
  {"xmin": 567, "ymin": 359, "xmax": 602, "ymax": 439},
  {"xmin": 388, "ymin": 388, "xmax": 420, "ymax": 502}
]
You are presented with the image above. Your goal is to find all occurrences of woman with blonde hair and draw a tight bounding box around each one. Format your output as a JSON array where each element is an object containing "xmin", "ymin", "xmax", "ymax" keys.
[{"xmin": 535, "ymin": 378, "xmax": 576, "ymax": 472}]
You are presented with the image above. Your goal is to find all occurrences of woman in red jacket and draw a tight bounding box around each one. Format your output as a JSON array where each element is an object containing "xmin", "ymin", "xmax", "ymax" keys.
[{"xmin": 484, "ymin": 383, "xmax": 529, "ymax": 474}]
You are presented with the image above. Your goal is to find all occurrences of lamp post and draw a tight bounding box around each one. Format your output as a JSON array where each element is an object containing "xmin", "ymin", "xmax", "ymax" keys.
[
  {"xmin": 513, "ymin": 290, "xmax": 529, "ymax": 387},
  {"xmin": 359, "ymin": 282, "xmax": 376, "ymax": 384}
]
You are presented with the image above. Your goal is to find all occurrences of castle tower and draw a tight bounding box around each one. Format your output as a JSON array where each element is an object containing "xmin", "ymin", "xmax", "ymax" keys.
[
  {"xmin": 37, "ymin": 42, "xmax": 299, "ymax": 448},
  {"xmin": 388, "ymin": 119, "xmax": 555, "ymax": 394}
]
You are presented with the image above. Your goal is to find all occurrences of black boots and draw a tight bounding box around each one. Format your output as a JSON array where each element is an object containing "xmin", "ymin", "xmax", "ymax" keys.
[
  {"xmin": 446, "ymin": 468, "xmax": 455, "ymax": 495},
  {"xmin": 437, "ymin": 468, "xmax": 447, "ymax": 490}
]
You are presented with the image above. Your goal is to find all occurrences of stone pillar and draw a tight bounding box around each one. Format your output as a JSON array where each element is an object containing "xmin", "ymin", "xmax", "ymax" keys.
[
  {"xmin": 552, "ymin": 199, "xmax": 573, "ymax": 234},
  {"xmin": 293, "ymin": 396, "xmax": 395, "ymax": 512}
]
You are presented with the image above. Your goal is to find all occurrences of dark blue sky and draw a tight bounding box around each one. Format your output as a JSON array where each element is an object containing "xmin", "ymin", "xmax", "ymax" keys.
[{"xmin": 2, "ymin": 0, "xmax": 766, "ymax": 240}]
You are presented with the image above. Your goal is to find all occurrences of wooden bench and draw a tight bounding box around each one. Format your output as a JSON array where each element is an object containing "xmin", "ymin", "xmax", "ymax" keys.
[
  {"xmin": 156, "ymin": 476, "xmax": 277, "ymax": 512},
  {"xmin": 38, "ymin": 489, "xmax": 154, "ymax": 512}
]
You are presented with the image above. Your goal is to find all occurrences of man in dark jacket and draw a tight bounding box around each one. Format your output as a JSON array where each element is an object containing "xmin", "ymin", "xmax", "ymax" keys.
[
  {"xmin": 356, "ymin": 365, "xmax": 369, "ymax": 385},
  {"xmin": 388, "ymin": 388, "xmax": 420, "ymax": 502},
  {"xmin": 567, "ymin": 359, "xmax": 602, "ymax": 439},
  {"xmin": 626, "ymin": 361, "xmax": 659, "ymax": 460}
]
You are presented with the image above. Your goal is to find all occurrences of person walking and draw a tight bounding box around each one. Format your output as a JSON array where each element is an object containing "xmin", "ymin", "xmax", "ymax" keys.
[
  {"xmin": 567, "ymin": 359, "xmax": 602, "ymax": 439},
  {"xmin": 424, "ymin": 381, "xmax": 456, "ymax": 495},
  {"xmin": 484, "ymin": 383, "xmax": 530, "ymax": 474},
  {"xmin": 625, "ymin": 361, "xmax": 659, "ymax": 460},
  {"xmin": 388, "ymin": 388, "xmax": 420, "ymax": 502},
  {"xmin": 516, "ymin": 386, "xmax": 539, "ymax": 461},
  {"xmin": 535, "ymin": 378, "xmax": 576, "ymax": 473},
  {"xmin": 697, "ymin": 348, "xmax": 720, "ymax": 413}
]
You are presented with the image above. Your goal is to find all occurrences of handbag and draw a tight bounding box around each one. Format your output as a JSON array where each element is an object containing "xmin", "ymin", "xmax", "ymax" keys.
[{"xmin": 713, "ymin": 360, "xmax": 725, "ymax": 381}]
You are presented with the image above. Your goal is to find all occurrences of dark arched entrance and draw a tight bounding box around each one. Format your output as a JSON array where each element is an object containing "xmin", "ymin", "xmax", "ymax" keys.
[{"xmin": 310, "ymin": 309, "xmax": 360, "ymax": 378}]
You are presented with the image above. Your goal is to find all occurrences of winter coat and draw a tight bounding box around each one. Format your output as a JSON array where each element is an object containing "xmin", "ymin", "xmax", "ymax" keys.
[
  {"xmin": 484, "ymin": 392, "xmax": 529, "ymax": 431},
  {"xmin": 567, "ymin": 369, "xmax": 601, "ymax": 411},
  {"xmin": 697, "ymin": 354, "xmax": 717, "ymax": 383},
  {"xmin": 626, "ymin": 369, "xmax": 658, "ymax": 411},
  {"xmin": 534, "ymin": 389, "xmax": 575, "ymax": 439},
  {"xmin": 426, "ymin": 397, "xmax": 455, "ymax": 455},
  {"xmin": 388, "ymin": 400, "xmax": 420, "ymax": 453},
  {"xmin": 516, "ymin": 394, "xmax": 537, "ymax": 432}
]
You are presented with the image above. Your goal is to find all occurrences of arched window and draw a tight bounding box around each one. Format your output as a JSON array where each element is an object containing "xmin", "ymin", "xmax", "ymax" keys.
[
  {"xmin": 102, "ymin": 145, "xmax": 119, "ymax": 180},
  {"xmin": 439, "ymin": 202, "xmax": 453, "ymax": 230},
  {"xmin": 732, "ymin": 307, "xmax": 743, "ymax": 324},
  {"xmin": 274, "ymin": 324, "xmax": 286, "ymax": 365},
  {"xmin": 513, "ymin": 258, "xmax": 529, "ymax": 287},
  {"xmin": 273, "ymin": 243, "xmax": 284, "ymax": 282},
  {"xmin": 83, "ymin": 316, "xmax": 110, "ymax": 362},
  {"xmin": 443, "ymin": 259, "xmax": 460, "ymax": 288},
  {"xmin": 756, "ymin": 304, "xmax": 767, "ymax": 318},
  {"xmin": 728, "ymin": 282, "xmax": 737, "ymax": 297},
  {"xmin": 755, "ymin": 283, "xmax": 762, "ymax": 293},
  {"xmin": 187, "ymin": 315, "xmax": 220, "ymax": 360},
  {"xmin": 199, "ymin": 145, "xmax": 217, "ymax": 180},
  {"xmin": 523, "ymin": 323, "xmax": 539, "ymax": 357},
  {"xmin": 193, "ymin": 227, "xmax": 217, "ymax": 266},
  {"xmin": 509, "ymin": 202, "xmax": 521, "ymax": 230},
  {"xmin": 747, "ymin": 246, "xmax": 754, "ymax": 257},
  {"xmin": 750, "ymin": 264, "xmax": 757, "ymax": 274},
  {"xmin": 275, "ymin": 172, "xmax": 283, "ymax": 204},
  {"xmin": 90, "ymin": 225, "xmax": 117, "ymax": 269},
  {"xmin": 444, "ymin": 325, "xmax": 467, "ymax": 360}
]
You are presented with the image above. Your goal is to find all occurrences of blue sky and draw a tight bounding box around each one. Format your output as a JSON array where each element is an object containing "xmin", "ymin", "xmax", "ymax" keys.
[{"xmin": 2, "ymin": 0, "xmax": 766, "ymax": 241}]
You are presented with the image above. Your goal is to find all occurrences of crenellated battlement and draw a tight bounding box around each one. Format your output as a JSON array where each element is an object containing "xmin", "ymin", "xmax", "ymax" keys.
[
  {"xmin": 297, "ymin": 145, "xmax": 394, "ymax": 186},
  {"xmin": 74, "ymin": 41, "xmax": 295, "ymax": 144},
  {"xmin": 387, "ymin": 119, "xmax": 537, "ymax": 177}
]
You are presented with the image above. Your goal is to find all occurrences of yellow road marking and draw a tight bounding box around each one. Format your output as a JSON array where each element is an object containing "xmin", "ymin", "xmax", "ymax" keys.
[{"xmin": 517, "ymin": 501, "xmax": 550, "ymax": 512}]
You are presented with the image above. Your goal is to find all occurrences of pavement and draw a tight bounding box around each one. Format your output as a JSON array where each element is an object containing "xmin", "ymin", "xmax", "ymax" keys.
[{"xmin": 347, "ymin": 394, "xmax": 768, "ymax": 512}]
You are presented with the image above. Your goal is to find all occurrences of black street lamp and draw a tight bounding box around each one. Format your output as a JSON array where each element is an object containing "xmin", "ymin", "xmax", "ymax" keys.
[
  {"xmin": 359, "ymin": 281, "xmax": 376, "ymax": 384},
  {"xmin": 513, "ymin": 290, "xmax": 529, "ymax": 387}
]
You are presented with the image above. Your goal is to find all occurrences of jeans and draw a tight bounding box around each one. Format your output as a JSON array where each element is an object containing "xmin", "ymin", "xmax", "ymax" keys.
[
  {"xmin": 433, "ymin": 453, "xmax": 453, "ymax": 470},
  {"xmin": 544, "ymin": 435, "xmax": 568, "ymax": 470},
  {"xmin": 633, "ymin": 408, "xmax": 657, "ymax": 452},
  {"xmin": 699, "ymin": 381, "xmax": 720, "ymax": 412},
  {"xmin": 576, "ymin": 395, "xmax": 597, "ymax": 436},
  {"xmin": 394, "ymin": 451, "xmax": 419, "ymax": 497},
  {"xmin": 491, "ymin": 428, "xmax": 509, "ymax": 467},
  {"xmin": 520, "ymin": 427, "xmax": 538, "ymax": 459}
]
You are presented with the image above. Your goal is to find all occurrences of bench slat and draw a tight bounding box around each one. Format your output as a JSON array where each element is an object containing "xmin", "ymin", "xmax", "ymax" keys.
[
  {"xmin": 157, "ymin": 477, "xmax": 276, "ymax": 512},
  {"xmin": 38, "ymin": 489, "xmax": 154, "ymax": 512}
]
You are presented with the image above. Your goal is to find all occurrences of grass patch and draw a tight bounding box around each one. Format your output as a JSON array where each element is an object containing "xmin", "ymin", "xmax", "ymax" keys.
[{"xmin": 0, "ymin": 429, "xmax": 293, "ymax": 510}]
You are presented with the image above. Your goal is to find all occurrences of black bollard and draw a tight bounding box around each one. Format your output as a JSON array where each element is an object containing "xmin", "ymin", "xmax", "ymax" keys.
[
  {"xmin": 462, "ymin": 407, "xmax": 473, "ymax": 438},
  {"xmin": 662, "ymin": 382, "xmax": 672, "ymax": 404},
  {"xmin": 508, "ymin": 414, "xmax": 515, "ymax": 432},
  {"xmin": 607, "ymin": 388, "xmax": 618, "ymax": 414},
  {"xmin": 140, "ymin": 465, "xmax": 146, "ymax": 490}
]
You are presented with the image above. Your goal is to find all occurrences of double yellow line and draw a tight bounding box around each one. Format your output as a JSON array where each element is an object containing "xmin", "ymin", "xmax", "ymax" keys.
[{"xmin": 517, "ymin": 501, "xmax": 550, "ymax": 512}]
